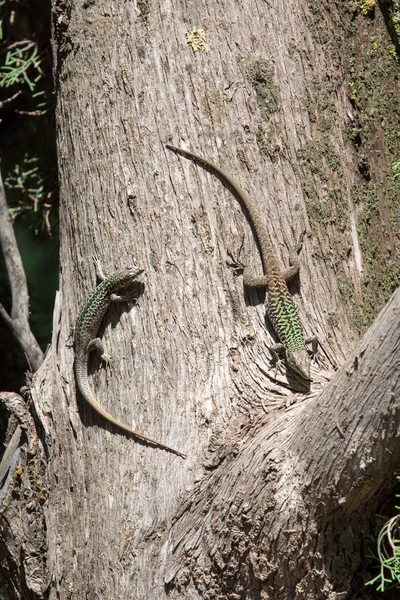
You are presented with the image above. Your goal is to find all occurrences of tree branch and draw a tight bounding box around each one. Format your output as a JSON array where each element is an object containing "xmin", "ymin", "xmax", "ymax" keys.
[
  {"xmin": 0, "ymin": 165, "xmax": 44, "ymax": 371},
  {"xmin": 165, "ymin": 288, "xmax": 400, "ymax": 595}
]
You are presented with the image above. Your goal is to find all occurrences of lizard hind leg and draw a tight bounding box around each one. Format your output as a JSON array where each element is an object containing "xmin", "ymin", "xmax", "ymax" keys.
[
  {"xmin": 242, "ymin": 269, "xmax": 269, "ymax": 289},
  {"xmin": 226, "ymin": 241, "xmax": 246, "ymax": 275},
  {"xmin": 226, "ymin": 248, "xmax": 268, "ymax": 288},
  {"xmin": 87, "ymin": 337, "xmax": 113, "ymax": 371}
]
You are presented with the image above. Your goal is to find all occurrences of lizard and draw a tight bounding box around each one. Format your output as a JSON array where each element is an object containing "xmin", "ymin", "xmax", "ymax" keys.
[
  {"xmin": 74, "ymin": 262, "xmax": 186, "ymax": 459},
  {"xmin": 166, "ymin": 144, "xmax": 317, "ymax": 381}
]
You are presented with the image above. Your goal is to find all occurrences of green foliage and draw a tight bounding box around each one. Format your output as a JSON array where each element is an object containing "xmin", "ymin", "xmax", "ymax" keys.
[
  {"xmin": 0, "ymin": 0, "xmax": 57, "ymax": 235},
  {"xmin": 1, "ymin": 41, "xmax": 44, "ymax": 92},
  {"xmin": 4, "ymin": 154, "xmax": 54, "ymax": 235},
  {"xmin": 0, "ymin": 1, "xmax": 58, "ymax": 398},
  {"xmin": 366, "ymin": 471, "xmax": 400, "ymax": 591},
  {"xmin": 6, "ymin": 154, "xmax": 44, "ymax": 207},
  {"xmin": 0, "ymin": 1, "xmax": 51, "ymax": 119}
]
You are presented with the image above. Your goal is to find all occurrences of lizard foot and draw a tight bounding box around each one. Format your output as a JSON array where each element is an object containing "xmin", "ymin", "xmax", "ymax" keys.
[
  {"xmin": 269, "ymin": 343, "xmax": 286, "ymax": 378},
  {"xmin": 100, "ymin": 353, "xmax": 113, "ymax": 372},
  {"xmin": 305, "ymin": 335, "xmax": 318, "ymax": 362},
  {"xmin": 226, "ymin": 242, "xmax": 246, "ymax": 275},
  {"xmin": 94, "ymin": 258, "xmax": 107, "ymax": 282}
]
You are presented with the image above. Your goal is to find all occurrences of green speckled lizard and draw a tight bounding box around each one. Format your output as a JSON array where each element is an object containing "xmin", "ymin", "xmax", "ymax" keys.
[
  {"xmin": 166, "ymin": 144, "xmax": 317, "ymax": 381},
  {"xmin": 74, "ymin": 263, "xmax": 186, "ymax": 458}
]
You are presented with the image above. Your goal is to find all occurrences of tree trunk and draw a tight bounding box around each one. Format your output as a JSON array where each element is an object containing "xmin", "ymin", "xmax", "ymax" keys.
[{"xmin": 1, "ymin": 0, "xmax": 399, "ymax": 598}]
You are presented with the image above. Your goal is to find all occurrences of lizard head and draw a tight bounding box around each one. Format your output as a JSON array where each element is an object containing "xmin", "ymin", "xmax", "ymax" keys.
[
  {"xmin": 105, "ymin": 266, "xmax": 145, "ymax": 293},
  {"xmin": 117, "ymin": 266, "xmax": 145, "ymax": 284},
  {"xmin": 286, "ymin": 348, "xmax": 311, "ymax": 380}
]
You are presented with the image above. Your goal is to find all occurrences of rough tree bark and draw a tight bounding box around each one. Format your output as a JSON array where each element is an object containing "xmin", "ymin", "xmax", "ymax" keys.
[{"xmin": 1, "ymin": 0, "xmax": 399, "ymax": 598}]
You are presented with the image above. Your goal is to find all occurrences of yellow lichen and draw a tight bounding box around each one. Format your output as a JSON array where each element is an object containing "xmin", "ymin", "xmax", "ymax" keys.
[
  {"xmin": 185, "ymin": 27, "xmax": 207, "ymax": 52},
  {"xmin": 359, "ymin": 0, "xmax": 375, "ymax": 15},
  {"xmin": 349, "ymin": 81, "xmax": 357, "ymax": 101}
]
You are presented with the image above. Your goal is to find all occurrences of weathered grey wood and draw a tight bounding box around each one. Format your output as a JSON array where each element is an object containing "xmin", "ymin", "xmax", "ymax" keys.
[
  {"xmin": 0, "ymin": 170, "xmax": 44, "ymax": 371},
  {"xmin": 1, "ymin": 0, "xmax": 399, "ymax": 598},
  {"xmin": 164, "ymin": 288, "xmax": 400, "ymax": 597}
]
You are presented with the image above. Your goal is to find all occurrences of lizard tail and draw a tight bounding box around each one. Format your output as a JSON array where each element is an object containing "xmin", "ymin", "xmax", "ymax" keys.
[{"xmin": 74, "ymin": 364, "xmax": 186, "ymax": 459}]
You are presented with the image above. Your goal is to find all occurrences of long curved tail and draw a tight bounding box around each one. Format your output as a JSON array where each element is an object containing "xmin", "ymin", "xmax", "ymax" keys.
[
  {"xmin": 166, "ymin": 144, "xmax": 280, "ymax": 278},
  {"xmin": 74, "ymin": 363, "xmax": 186, "ymax": 459}
]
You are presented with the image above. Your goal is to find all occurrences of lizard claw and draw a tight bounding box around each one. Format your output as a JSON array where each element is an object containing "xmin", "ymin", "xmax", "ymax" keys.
[
  {"xmin": 269, "ymin": 343, "xmax": 286, "ymax": 378},
  {"xmin": 305, "ymin": 335, "xmax": 318, "ymax": 362},
  {"xmin": 226, "ymin": 247, "xmax": 246, "ymax": 274},
  {"xmin": 272, "ymin": 357, "xmax": 285, "ymax": 379},
  {"xmin": 100, "ymin": 353, "xmax": 113, "ymax": 372},
  {"xmin": 294, "ymin": 228, "xmax": 307, "ymax": 253},
  {"xmin": 66, "ymin": 326, "xmax": 75, "ymax": 348},
  {"xmin": 94, "ymin": 260, "xmax": 107, "ymax": 282}
]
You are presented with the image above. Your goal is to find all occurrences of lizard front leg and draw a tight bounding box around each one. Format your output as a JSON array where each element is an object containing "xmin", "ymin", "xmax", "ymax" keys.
[
  {"xmin": 281, "ymin": 229, "xmax": 306, "ymax": 282},
  {"xmin": 305, "ymin": 335, "xmax": 318, "ymax": 357}
]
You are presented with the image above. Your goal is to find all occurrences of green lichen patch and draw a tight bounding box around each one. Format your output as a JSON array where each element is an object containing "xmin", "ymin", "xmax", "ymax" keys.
[
  {"xmin": 326, "ymin": 311, "xmax": 340, "ymax": 328},
  {"xmin": 347, "ymin": 9, "xmax": 400, "ymax": 330},
  {"xmin": 247, "ymin": 59, "xmax": 281, "ymax": 121},
  {"xmin": 354, "ymin": 288, "xmax": 376, "ymax": 333},
  {"xmin": 255, "ymin": 123, "xmax": 281, "ymax": 162},
  {"xmin": 349, "ymin": 0, "xmax": 376, "ymax": 17},
  {"xmin": 342, "ymin": 121, "xmax": 362, "ymax": 147},
  {"xmin": 297, "ymin": 139, "xmax": 342, "ymax": 180},
  {"xmin": 298, "ymin": 138, "xmax": 347, "ymax": 233},
  {"xmin": 339, "ymin": 277, "xmax": 355, "ymax": 302},
  {"xmin": 303, "ymin": 0, "xmax": 400, "ymax": 335}
]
